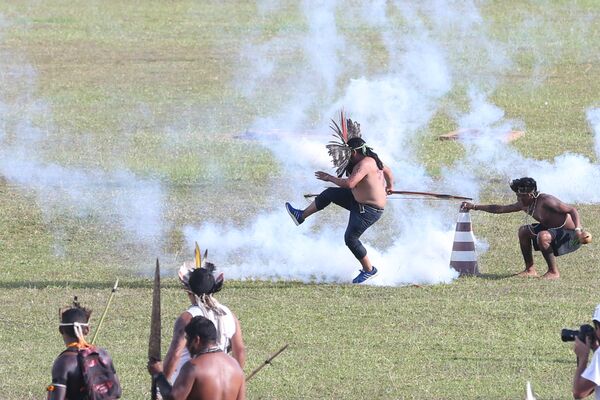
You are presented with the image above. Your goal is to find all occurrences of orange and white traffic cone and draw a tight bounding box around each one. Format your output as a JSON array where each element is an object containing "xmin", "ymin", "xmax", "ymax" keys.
[{"xmin": 449, "ymin": 209, "xmax": 479, "ymax": 275}]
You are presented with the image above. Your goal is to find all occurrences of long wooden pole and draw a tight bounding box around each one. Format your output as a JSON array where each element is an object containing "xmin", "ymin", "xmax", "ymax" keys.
[
  {"xmin": 91, "ymin": 278, "xmax": 119, "ymax": 345},
  {"xmin": 304, "ymin": 190, "xmax": 472, "ymax": 201},
  {"xmin": 149, "ymin": 259, "xmax": 161, "ymax": 400},
  {"xmin": 246, "ymin": 344, "xmax": 289, "ymax": 382},
  {"xmin": 388, "ymin": 190, "xmax": 472, "ymax": 200}
]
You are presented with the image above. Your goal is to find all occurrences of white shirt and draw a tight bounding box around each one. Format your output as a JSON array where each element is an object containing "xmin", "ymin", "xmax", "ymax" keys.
[
  {"xmin": 170, "ymin": 303, "xmax": 236, "ymax": 383},
  {"xmin": 582, "ymin": 349, "xmax": 600, "ymax": 400}
]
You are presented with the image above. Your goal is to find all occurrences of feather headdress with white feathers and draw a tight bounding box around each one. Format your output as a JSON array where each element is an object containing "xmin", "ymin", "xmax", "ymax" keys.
[{"xmin": 326, "ymin": 110, "xmax": 362, "ymax": 177}]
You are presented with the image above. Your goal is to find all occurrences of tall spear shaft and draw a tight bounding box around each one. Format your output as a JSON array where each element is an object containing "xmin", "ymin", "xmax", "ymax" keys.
[
  {"xmin": 246, "ymin": 344, "xmax": 289, "ymax": 382},
  {"xmin": 91, "ymin": 278, "xmax": 119, "ymax": 345},
  {"xmin": 304, "ymin": 190, "xmax": 472, "ymax": 201},
  {"xmin": 149, "ymin": 259, "xmax": 161, "ymax": 400}
]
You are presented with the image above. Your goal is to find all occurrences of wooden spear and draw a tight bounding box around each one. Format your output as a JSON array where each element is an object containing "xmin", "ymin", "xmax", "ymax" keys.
[
  {"xmin": 246, "ymin": 344, "xmax": 289, "ymax": 382},
  {"xmin": 149, "ymin": 259, "xmax": 161, "ymax": 400},
  {"xmin": 304, "ymin": 190, "xmax": 472, "ymax": 201},
  {"xmin": 91, "ymin": 278, "xmax": 119, "ymax": 345}
]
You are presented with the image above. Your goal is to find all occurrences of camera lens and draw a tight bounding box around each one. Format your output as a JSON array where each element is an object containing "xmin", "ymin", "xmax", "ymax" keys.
[{"xmin": 561, "ymin": 328, "xmax": 578, "ymax": 342}]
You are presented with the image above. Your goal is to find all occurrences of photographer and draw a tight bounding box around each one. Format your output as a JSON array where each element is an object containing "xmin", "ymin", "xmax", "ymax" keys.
[{"xmin": 573, "ymin": 304, "xmax": 600, "ymax": 399}]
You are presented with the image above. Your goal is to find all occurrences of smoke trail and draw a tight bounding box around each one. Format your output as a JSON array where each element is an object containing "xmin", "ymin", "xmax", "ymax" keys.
[
  {"xmin": 187, "ymin": 1, "xmax": 599, "ymax": 285},
  {"xmin": 587, "ymin": 108, "xmax": 600, "ymax": 160},
  {"xmin": 186, "ymin": 0, "xmax": 503, "ymax": 285},
  {"xmin": 0, "ymin": 43, "xmax": 165, "ymax": 260},
  {"xmin": 446, "ymin": 92, "xmax": 600, "ymax": 203}
]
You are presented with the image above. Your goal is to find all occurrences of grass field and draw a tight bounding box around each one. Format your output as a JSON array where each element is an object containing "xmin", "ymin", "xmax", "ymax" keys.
[{"xmin": 1, "ymin": 1, "xmax": 600, "ymax": 399}]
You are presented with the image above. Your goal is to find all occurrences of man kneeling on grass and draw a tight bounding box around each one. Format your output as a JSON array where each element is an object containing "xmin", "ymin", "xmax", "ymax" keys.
[
  {"xmin": 461, "ymin": 177, "xmax": 588, "ymax": 279},
  {"xmin": 148, "ymin": 316, "xmax": 245, "ymax": 400}
]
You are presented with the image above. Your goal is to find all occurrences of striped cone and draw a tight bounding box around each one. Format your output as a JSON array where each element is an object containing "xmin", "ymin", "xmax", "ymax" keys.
[{"xmin": 450, "ymin": 210, "xmax": 479, "ymax": 275}]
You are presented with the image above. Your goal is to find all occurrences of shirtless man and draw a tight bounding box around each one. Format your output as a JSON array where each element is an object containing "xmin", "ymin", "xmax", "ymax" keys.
[
  {"xmin": 285, "ymin": 137, "xmax": 394, "ymax": 283},
  {"xmin": 461, "ymin": 177, "xmax": 586, "ymax": 279},
  {"xmin": 148, "ymin": 316, "xmax": 245, "ymax": 400},
  {"xmin": 47, "ymin": 302, "xmax": 121, "ymax": 400},
  {"xmin": 163, "ymin": 267, "xmax": 245, "ymax": 383}
]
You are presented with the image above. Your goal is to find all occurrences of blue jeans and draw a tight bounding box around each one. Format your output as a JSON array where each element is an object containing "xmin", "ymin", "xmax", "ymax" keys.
[{"xmin": 315, "ymin": 188, "xmax": 384, "ymax": 260}]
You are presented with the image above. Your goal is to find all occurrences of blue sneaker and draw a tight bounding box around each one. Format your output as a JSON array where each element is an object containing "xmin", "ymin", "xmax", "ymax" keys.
[
  {"xmin": 352, "ymin": 266, "xmax": 378, "ymax": 284},
  {"xmin": 285, "ymin": 202, "xmax": 304, "ymax": 225}
]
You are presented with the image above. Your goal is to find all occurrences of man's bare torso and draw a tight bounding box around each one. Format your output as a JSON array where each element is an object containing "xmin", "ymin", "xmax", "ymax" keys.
[
  {"xmin": 350, "ymin": 157, "xmax": 387, "ymax": 209},
  {"xmin": 522, "ymin": 193, "xmax": 574, "ymax": 229},
  {"xmin": 185, "ymin": 352, "xmax": 244, "ymax": 400}
]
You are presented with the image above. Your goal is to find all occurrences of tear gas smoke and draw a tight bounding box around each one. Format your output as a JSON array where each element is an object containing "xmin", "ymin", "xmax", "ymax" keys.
[
  {"xmin": 0, "ymin": 48, "xmax": 165, "ymax": 261},
  {"xmin": 185, "ymin": 1, "xmax": 600, "ymax": 286}
]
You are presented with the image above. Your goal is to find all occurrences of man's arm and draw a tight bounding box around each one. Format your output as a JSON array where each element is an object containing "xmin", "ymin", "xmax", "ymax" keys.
[
  {"xmin": 382, "ymin": 165, "xmax": 394, "ymax": 194},
  {"xmin": 149, "ymin": 360, "xmax": 195, "ymax": 400},
  {"xmin": 163, "ymin": 313, "xmax": 191, "ymax": 380},
  {"xmin": 167, "ymin": 362, "xmax": 197, "ymax": 400},
  {"xmin": 573, "ymin": 337, "xmax": 596, "ymax": 399},
  {"xmin": 230, "ymin": 316, "xmax": 246, "ymax": 369},
  {"xmin": 237, "ymin": 378, "xmax": 246, "ymax": 400},
  {"xmin": 47, "ymin": 356, "xmax": 72, "ymax": 400},
  {"xmin": 461, "ymin": 201, "xmax": 522, "ymax": 214},
  {"xmin": 315, "ymin": 159, "xmax": 372, "ymax": 189},
  {"xmin": 543, "ymin": 195, "xmax": 583, "ymax": 231}
]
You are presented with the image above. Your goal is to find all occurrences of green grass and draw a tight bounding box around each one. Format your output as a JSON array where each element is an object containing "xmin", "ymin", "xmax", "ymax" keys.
[{"xmin": 1, "ymin": 1, "xmax": 600, "ymax": 399}]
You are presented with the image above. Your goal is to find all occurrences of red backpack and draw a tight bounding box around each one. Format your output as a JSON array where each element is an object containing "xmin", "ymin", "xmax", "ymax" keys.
[{"xmin": 77, "ymin": 346, "xmax": 121, "ymax": 399}]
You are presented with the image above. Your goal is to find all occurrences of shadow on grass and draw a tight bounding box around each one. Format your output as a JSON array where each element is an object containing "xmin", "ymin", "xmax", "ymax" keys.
[
  {"xmin": 0, "ymin": 279, "xmax": 312, "ymax": 290},
  {"xmin": 0, "ymin": 280, "xmax": 155, "ymax": 290}
]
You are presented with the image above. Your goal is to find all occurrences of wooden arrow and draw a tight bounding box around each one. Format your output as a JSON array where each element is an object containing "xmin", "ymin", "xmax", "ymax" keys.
[
  {"xmin": 91, "ymin": 278, "xmax": 119, "ymax": 345},
  {"xmin": 246, "ymin": 344, "xmax": 289, "ymax": 382}
]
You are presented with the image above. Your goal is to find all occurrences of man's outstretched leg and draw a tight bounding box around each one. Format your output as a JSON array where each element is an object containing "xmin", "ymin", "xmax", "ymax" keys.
[
  {"xmin": 285, "ymin": 202, "xmax": 318, "ymax": 226},
  {"xmin": 286, "ymin": 188, "xmax": 353, "ymax": 226},
  {"xmin": 517, "ymin": 225, "xmax": 538, "ymax": 277}
]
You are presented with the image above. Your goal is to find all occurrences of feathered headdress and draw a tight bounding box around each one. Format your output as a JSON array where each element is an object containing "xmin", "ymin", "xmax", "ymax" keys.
[
  {"xmin": 326, "ymin": 110, "xmax": 362, "ymax": 177},
  {"xmin": 178, "ymin": 242, "xmax": 223, "ymax": 293}
]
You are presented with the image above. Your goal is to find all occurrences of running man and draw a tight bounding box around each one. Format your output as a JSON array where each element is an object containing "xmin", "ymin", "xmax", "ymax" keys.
[{"xmin": 286, "ymin": 133, "xmax": 393, "ymax": 284}]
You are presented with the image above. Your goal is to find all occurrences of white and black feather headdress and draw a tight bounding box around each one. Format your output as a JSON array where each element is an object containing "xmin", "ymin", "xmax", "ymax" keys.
[{"xmin": 326, "ymin": 110, "xmax": 362, "ymax": 177}]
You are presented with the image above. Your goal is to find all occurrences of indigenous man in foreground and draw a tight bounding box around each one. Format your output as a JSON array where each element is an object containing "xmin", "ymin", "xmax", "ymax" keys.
[
  {"xmin": 163, "ymin": 263, "xmax": 245, "ymax": 383},
  {"xmin": 148, "ymin": 316, "xmax": 246, "ymax": 400},
  {"xmin": 47, "ymin": 299, "xmax": 121, "ymax": 400},
  {"xmin": 286, "ymin": 114, "xmax": 394, "ymax": 283},
  {"xmin": 461, "ymin": 177, "xmax": 588, "ymax": 279}
]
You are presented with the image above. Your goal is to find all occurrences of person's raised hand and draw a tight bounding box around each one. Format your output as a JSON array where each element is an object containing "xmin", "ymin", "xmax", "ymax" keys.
[
  {"xmin": 147, "ymin": 359, "xmax": 163, "ymax": 376},
  {"xmin": 315, "ymin": 171, "xmax": 331, "ymax": 182},
  {"xmin": 461, "ymin": 201, "xmax": 474, "ymax": 211}
]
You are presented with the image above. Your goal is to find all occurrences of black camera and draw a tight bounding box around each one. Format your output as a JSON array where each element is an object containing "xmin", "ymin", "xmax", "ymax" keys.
[{"xmin": 561, "ymin": 324, "xmax": 596, "ymax": 343}]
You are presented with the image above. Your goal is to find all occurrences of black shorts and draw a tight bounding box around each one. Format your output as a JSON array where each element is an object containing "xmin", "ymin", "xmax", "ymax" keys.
[{"xmin": 530, "ymin": 224, "xmax": 581, "ymax": 256}]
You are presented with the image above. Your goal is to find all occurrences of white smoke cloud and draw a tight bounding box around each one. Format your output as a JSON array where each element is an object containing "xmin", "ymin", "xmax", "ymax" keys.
[
  {"xmin": 587, "ymin": 108, "xmax": 600, "ymax": 160},
  {"xmin": 448, "ymin": 92, "xmax": 600, "ymax": 204},
  {"xmin": 186, "ymin": 0, "xmax": 486, "ymax": 286},
  {"xmin": 0, "ymin": 43, "xmax": 166, "ymax": 256},
  {"xmin": 185, "ymin": 0, "xmax": 599, "ymax": 286}
]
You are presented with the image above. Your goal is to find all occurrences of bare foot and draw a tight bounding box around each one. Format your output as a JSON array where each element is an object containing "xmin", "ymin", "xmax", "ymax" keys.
[
  {"xmin": 515, "ymin": 268, "xmax": 538, "ymax": 277},
  {"xmin": 541, "ymin": 271, "xmax": 560, "ymax": 280}
]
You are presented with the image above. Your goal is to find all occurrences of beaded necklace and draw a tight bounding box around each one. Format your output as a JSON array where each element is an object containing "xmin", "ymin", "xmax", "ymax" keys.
[{"xmin": 194, "ymin": 346, "xmax": 222, "ymax": 358}]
